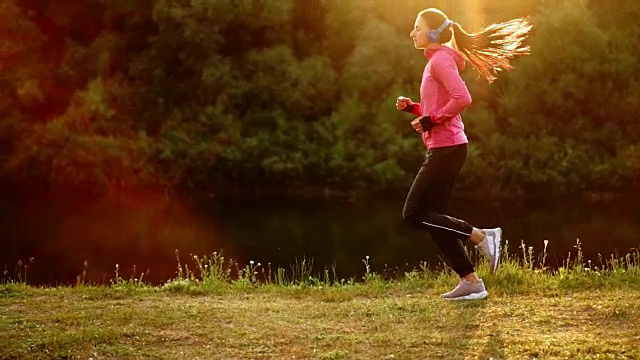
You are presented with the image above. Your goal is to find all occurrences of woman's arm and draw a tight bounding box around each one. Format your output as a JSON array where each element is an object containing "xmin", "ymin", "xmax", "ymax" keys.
[
  {"xmin": 430, "ymin": 55, "xmax": 472, "ymax": 123},
  {"xmin": 403, "ymin": 103, "xmax": 423, "ymax": 116},
  {"xmin": 398, "ymin": 97, "xmax": 423, "ymax": 116}
]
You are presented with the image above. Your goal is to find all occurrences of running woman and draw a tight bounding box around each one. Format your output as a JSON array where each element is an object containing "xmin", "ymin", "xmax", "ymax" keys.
[{"xmin": 397, "ymin": 8, "xmax": 532, "ymax": 300}]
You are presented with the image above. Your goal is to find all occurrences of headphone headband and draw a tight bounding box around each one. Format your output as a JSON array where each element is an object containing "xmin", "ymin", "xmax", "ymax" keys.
[{"xmin": 436, "ymin": 19, "xmax": 453, "ymax": 34}]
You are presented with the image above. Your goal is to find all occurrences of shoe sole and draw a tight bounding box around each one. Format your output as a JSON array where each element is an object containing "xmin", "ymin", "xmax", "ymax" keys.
[
  {"xmin": 443, "ymin": 290, "xmax": 488, "ymax": 301},
  {"xmin": 491, "ymin": 228, "xmax": 502, "ymax": 273}
]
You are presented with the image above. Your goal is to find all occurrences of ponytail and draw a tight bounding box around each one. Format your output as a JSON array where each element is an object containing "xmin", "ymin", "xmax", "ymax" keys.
[
  {"xmin": 419, "ymin": 8, "xmax": 533, "ymax": 83},
  {"xmin": 452, "ymin": 18, "xmax": 532, "ymax": 82}
]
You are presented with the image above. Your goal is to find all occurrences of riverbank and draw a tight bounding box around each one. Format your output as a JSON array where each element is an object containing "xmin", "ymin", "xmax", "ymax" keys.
[{"xmin": 2, "ymin": 252, "xmax": 639, "ymax": 360}]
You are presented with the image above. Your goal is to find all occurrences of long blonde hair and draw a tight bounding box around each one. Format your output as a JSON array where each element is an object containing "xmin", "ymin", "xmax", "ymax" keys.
[{"xmin": 419, "ymin": 8, "xmax": 533, "ymax": 83}]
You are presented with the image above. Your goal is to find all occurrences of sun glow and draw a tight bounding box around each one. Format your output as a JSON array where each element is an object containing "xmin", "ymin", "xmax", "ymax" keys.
[{"xmin": 458, "ymin": 0, "xmax": 485, "ymax": 32}]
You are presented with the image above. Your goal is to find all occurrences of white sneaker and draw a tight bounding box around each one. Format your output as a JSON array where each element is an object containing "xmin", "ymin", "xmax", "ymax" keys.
[
  {"xmin": 477, "ymin": 227, "xmax": 502, "ymax": 273},
  {"xmin": 441, "ymin": 279, "xmax": 488, "ymax": 301}
]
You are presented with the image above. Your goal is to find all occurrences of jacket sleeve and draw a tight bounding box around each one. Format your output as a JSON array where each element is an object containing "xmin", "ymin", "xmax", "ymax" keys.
[
  {"xmin": 402, "ymin": 103, "xmax": 423, "ymax": 116},
  {"xmin": 429, "ymin": 55, "xmax": 472, "ymax": 124}
]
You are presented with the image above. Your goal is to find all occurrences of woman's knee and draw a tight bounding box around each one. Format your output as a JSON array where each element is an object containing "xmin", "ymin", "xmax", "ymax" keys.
[{"xmin": 402, "ymin": 210, "xmax": 422, "ymax": 228}]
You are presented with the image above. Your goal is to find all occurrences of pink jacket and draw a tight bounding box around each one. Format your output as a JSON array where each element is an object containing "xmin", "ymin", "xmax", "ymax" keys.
[{"xmin": 408, "ymin": 45, "xmax": 472, "ymax": 149}]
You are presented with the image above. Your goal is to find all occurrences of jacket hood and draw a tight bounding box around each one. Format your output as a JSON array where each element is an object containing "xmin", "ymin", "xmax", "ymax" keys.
[{"xmin": 424, "ymin": 45, "xmax": 466, "ymax": 71}]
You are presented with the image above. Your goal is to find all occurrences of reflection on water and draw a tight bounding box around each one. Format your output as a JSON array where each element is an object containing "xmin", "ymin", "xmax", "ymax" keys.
[{"xmin": 1, "ymin": 190, "xmax": 638, "ymax": 285}]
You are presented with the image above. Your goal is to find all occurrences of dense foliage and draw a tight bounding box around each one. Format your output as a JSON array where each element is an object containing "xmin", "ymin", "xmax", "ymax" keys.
[{"xmin": 1, "ymin": 0, "xmax": 638, "ymax": 196}]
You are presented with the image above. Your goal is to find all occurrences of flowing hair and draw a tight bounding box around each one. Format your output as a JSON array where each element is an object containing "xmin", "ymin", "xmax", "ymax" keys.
[{"xmin": 419, "ymin": 8, "xmax": 533, "ymax": 83}]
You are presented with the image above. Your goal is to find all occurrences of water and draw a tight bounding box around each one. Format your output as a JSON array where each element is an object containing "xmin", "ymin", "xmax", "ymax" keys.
[{"xmin": 1, "ymin": 190, "xmax": 638, "ymax": 286}]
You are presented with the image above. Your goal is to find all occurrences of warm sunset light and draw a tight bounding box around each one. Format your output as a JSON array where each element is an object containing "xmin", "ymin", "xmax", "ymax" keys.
[{"xmin": 2, "ymin": 0, "xmax": 639, "ymax": 358}]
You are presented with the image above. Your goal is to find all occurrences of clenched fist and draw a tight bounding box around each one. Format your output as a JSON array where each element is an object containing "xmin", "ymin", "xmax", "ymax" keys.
[
  {"xmin": 396, "ymin": 96, "xmax": 413, "ymax": 111},
  {"xmin": 411, "ymin": 116, "xmax": 436, "ymax": 133}
]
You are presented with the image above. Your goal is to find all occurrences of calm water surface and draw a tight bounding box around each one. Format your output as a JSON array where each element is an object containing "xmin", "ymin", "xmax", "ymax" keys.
[{"xmin": 1, "ymin": 191, "xmax": 638, "ymax": 285}]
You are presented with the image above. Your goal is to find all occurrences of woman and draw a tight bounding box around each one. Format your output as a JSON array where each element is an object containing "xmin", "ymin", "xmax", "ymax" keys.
[{"xmin": 397, "ymin": 8, "xmax": 532, "ymax": 300}]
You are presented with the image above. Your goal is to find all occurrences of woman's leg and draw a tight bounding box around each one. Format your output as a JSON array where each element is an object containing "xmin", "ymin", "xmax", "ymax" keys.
[
  {"xmin": 403, "ymin": 144, "xmax": 475, "ymax": 276},
  {"xmin": 403, "ymin": 145, "xmax": 502, "ymax": 300}
]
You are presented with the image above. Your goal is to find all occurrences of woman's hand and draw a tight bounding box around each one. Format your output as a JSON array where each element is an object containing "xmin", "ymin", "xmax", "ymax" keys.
[
  {"xmin": 411, "ymin": 117, "xmax": 423, "ymax": 133},
  {"xmin": 396, "ymin": 96, "xmax": 413, "ymax": 111},
  {"xmin": 411, "ymin": 116, "xmax": 436, "ymax": 133}
]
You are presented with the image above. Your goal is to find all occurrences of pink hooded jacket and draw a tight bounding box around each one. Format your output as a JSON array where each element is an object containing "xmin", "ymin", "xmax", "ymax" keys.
[{"xmin": 408, "ymin": 45, "xmax": 472, "ymax": 149}]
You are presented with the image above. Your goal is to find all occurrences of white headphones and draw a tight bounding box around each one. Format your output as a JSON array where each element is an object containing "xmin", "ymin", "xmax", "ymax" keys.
[{"xmin": 428, "ymin": 19, "xmax": 453, "ymax": 42}]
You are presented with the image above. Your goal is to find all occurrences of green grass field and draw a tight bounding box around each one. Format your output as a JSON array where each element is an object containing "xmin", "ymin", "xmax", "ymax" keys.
[{"xmin": 2, "ymin": 243, "xmax": 639, "ymax": 359}]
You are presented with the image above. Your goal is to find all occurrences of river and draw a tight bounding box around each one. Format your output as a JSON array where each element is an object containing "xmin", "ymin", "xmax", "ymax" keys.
[{"xmin": 1, "ymin": 190, "xmax": 638, "ymax": 285}]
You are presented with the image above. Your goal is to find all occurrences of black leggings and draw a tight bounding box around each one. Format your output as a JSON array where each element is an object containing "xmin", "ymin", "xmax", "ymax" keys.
[{"xmin": 402, "ymin": 143, "xmax": 475, "ymax": 278}]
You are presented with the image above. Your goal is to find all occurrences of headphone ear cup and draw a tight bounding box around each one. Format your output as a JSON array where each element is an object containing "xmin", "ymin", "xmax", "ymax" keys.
[
  {"xmin": 427, "ymin": 19, "xmax": 452, "ymax": 43},
  {"xmin": 427, "ymin": 30, "xmax": 438, "ymax": 43}
]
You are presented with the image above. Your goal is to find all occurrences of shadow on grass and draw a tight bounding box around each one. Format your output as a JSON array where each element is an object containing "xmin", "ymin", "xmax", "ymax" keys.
[{"xmin": 437, "ymin": 293, "xmax": 506, "ymax": 359}]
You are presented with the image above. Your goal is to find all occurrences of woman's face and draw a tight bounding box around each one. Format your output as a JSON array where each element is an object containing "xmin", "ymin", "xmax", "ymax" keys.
[{"xmin": 410, "ymin": 16, "xmax": 430, "ymax": 49}]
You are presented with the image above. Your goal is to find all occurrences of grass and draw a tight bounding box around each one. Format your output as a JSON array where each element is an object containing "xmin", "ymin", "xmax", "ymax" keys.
[{"xmin": 1, "ymin": 241, "xmax": 640, "ymax": 359}]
